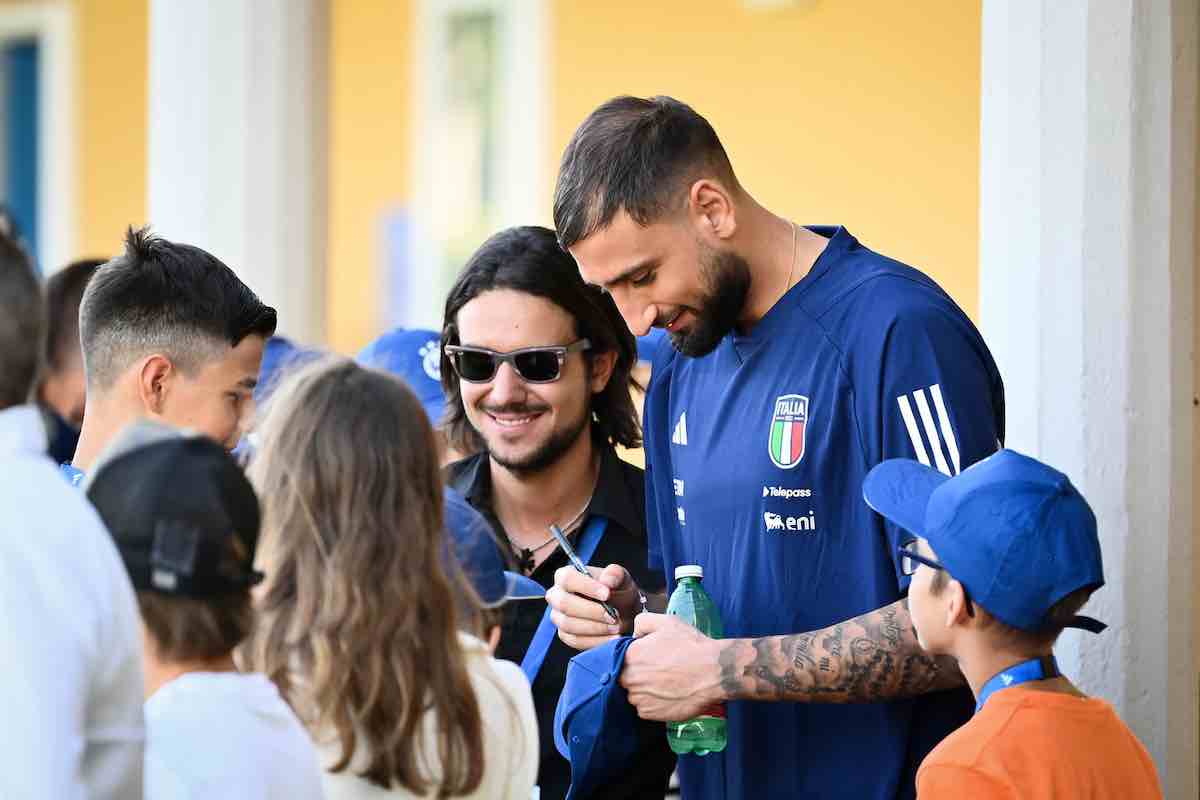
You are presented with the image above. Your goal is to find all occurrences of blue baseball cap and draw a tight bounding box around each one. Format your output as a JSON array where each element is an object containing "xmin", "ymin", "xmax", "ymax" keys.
[
  {"xmin": 255, "ymin": 336, "xmax": 322, "ymax": 404},
  {"xmin": 862, "ymin": 449, "xmax": 1106, "ymax": 634},
  {"xmin": 231, "ymin": 336, "xmax": 322, "ymax": 464},
  {"xmin": 553, "ymin": 636, "xmax": 641, "ymax": 800},
  {"xmin": 443, "ymin": 488, "xmax": 544, "ymax": 607},
  {"xmin": 357, "ymin": 328, "xmax": 447, "ymax": 425}
]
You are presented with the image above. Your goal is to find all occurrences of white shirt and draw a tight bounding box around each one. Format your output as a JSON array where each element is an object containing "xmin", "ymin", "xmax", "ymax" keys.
[
  {"xmin": 0, "ymin": 405, "xmax": 145, "ymax": 799},
  {"xmin": 319, "ymin": 634, "xmax": 539, "ymax": 800},
  {"xmin": 145, "ymin": 671, "xmax": 324, "ymax": 800}
]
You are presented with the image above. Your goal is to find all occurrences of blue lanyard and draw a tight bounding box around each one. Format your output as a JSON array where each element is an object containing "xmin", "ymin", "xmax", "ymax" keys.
[
  {"xmin": 61, "ymin": 463, "xmax": 85, "ymax": 486},
  {"xmin": 520, "ymin": 516, "xmax": 608, "ymax": 685},
  {"xmin": 975, "ymin": 655, "xmax": 1060, "ymax": 712}
]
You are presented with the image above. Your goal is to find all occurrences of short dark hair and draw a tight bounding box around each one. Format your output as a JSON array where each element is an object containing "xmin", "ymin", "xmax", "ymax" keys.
[
  {"xmin": 554, "ymin": 95, "xmax": 738, "ymax": 249},
  {"xmin": 931, "ymin": 570, "xmax": 1095, "ymax": 650},
  {"xmin": 140, "ymin": 591, "xmax": 253, "ymax": 662},
  {"xmin": 79, "ymin": 227, "xmax": 277, "ymax": 389},
  {"xmin": 440, "ymin": 226, "xmax": 641, "ymax": 454},
  {"xmin": 139, "ymin": 527, "xmax": 254, "ymax": 662},
  {"xmin": 0, "ymin": 230, "xmax": 43, "ymax": 409},
  {"xmin": 43, "ymin": 259, "xmax": 103, "ymax": 373}
]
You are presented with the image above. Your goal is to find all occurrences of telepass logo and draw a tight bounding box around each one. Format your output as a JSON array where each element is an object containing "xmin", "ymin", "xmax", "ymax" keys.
[{"xmin": 768, "ymin": 394, "xmax": 809, "ymax": 469}]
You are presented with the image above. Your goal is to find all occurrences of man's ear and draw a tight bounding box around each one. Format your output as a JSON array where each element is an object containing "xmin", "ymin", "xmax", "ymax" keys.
[
  {"xmin": 137, "ymin": 355, "xmax": 175, "ymax": 415},
  {"xmin": 588, "ymin": 349, "xmax": 619, "ymax": 394},
  {"xmin": 687, "ymin": 178, "xmax": 738, "ymax": 242},
  {"xmin": 944, "ymin": 580, "xmax": 973, "ymax": 628}
]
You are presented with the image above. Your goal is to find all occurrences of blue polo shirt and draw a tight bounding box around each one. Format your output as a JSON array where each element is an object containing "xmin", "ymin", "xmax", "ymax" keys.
[{"xmin": 643, "ymin": 226, "xmax": 1004, "ymax": 800}]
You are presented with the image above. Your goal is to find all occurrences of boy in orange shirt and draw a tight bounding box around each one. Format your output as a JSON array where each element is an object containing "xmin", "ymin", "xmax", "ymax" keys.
[{"xmin": 863, "ymin": 449, "xmax": 1162, "ymax": 800}]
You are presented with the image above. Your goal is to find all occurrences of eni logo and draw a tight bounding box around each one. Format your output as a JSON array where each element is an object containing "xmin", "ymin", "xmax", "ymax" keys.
[{"xmin": 763, "ymin": 511, "xmax": 817, "ymax": 533}]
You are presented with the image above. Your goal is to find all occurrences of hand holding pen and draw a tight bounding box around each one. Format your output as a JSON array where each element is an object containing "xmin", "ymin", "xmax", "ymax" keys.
[{"xmin": 548, "ymin": 524, "xmax": 621, "ymax": 625}]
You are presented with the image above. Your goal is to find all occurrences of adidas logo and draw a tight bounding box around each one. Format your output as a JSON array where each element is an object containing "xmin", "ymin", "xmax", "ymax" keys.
[
  {"xmin": 1000, "ymin": 673, "xmax": 1014, "ymax": 686},
  {"xmin": 672, "ymin": 412, "xmax": 688, "ymax": 446}
]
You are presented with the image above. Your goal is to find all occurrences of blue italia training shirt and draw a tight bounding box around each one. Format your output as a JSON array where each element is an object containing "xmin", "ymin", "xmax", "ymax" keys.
[{"xmin": 643, "ymin": 226, "xmax": 1004, "ymax": 800}]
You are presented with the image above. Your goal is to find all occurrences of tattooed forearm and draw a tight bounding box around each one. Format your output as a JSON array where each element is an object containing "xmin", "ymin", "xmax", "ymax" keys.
[
  {"xmin": 716, "ymin": 599, "xmax": 963, "ymax": 703},
  {"xmin": 718, "ymin": 636, "xmax": 743, "ymax": 699}
]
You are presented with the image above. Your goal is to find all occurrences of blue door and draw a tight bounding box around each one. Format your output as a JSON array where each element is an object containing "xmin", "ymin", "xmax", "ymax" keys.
[{"xmin": 3, "ymin": 39, "xmax": 39, "ymax": 270}]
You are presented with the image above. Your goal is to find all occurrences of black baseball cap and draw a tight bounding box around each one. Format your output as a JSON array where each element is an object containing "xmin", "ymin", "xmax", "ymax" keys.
[{"xmin": 85, "ymin": 423, "xmax": 263, "ymax": 596}]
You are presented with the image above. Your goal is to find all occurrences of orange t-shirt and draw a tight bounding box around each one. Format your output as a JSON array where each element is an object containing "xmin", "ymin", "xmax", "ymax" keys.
[{"xmin": 916, "ymin": 687, "xmax": 1162, "ymax": 799}]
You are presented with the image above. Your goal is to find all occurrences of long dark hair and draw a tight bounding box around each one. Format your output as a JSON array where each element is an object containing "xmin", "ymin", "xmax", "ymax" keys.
[{"xmin": 440, "ymin": 225, "xmax": 641, "ymax": 456}]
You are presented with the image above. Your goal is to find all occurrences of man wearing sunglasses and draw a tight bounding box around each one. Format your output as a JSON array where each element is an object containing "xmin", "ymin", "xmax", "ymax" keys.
[
  {"xmin": 546, "ymin": 95, "xmax": 1006, "ymax": 800},
  {"xmin": 441, "ymin": 225, "xmax": 675, "ymax": 800}
]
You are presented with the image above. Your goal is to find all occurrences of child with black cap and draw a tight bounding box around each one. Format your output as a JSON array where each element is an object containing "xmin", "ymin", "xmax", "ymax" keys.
[
  {"xmin": 863, "ymin": 448, "xmax": 1162, "ymax": 799},
  {"xmin": 85, "ymin": 421, "xmax": 323, "ymax": 799}
]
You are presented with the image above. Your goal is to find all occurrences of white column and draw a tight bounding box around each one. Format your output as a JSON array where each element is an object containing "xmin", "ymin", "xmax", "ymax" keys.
[
  {"xmin": 980, "ymin": 2, "xmax": 1196, "ymax": 796},
  {"xmin": 146, "ymin": 0, "xmax": 327, "ymax": 344}
]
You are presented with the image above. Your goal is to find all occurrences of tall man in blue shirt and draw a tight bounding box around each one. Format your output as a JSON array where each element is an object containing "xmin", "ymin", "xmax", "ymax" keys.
[{"xmin": 546, "ymin": 96, "xmax": 1005, "ymax": 799}]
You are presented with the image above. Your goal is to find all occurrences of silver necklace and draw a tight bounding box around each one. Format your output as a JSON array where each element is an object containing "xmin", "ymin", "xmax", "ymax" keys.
[
  {"xmin": 506, "ymin": 491, "xmax": 593, "ymax": 574},
  {"xmin": 783, "ymin": 220, "xmax": 798, "ymax": 297}
]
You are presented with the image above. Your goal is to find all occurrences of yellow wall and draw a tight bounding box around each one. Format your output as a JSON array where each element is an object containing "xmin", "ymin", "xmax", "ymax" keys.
[
  {"xmin": 315, "ymin": 0, "xmax": 985, "ymax": 349},
  {"xmin": 551, "ymin": 0, "xmax": 982, "ymax": 317},
  {"xmin": 62, "ymin": 0, "xmax": 981, "ymax": 347},
  {"xmin": 76, "ymin": 0, "xmax": 147, "ymax": 260},
  {"xmin": 68, "ymin": 0, "xmax": 407, "ymax": 350},
  {"xmin": 326, "ymin": 0, "xmax": 413, "ymax": 353}
]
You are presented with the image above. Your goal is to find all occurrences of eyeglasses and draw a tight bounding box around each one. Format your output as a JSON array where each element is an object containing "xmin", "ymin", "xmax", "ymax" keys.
[
  {"xmin": 443, "ymin": 339, "xmax": 592, "ymax": 384},
  {"xmin": 898, "ymin": 539, "xmax": 974, "ymax": 617}
]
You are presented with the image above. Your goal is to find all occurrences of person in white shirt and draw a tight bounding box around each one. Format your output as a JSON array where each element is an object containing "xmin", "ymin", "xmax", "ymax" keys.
[
  {"xmin": 0, "ymin": 230, "xmax": 145, "ymax": 799},
  {"xmin": 242, "ymin": 357, "xmax": 539, "ymax": 799},
  {"xmin": 83, "ymin": 421, "xmax": 325, "ymax": 800}
]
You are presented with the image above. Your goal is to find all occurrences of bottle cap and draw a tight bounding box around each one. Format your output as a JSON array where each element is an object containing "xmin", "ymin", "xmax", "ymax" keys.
[{"xmin": 674, "ymin": 564, "xmax": 703, "ymax": 580}]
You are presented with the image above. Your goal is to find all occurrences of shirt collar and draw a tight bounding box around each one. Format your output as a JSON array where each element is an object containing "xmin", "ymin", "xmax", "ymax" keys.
[
  {"xmin": 0, "ymin": 405, "xmax": 48, "ymax": 457},
  {"xmin": 446, "ymin": 443, "xmax": 645, "ymax": 539}
]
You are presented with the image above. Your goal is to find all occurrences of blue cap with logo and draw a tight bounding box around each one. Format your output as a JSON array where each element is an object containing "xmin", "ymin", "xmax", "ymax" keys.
[
  {"xmin": 357, "ymin": 328, "xmax": 447, "ymax": 425},
  {"xmin": 862, "ymin": 449, "xmax": 1106, "ymax": 634},
  {"xmin": 553, "ymin": 636, "xmax": 641, "ymax": 800},
  {"xmin": 443, "ymin": 488, "xmax": 544, "ymax": 606}
]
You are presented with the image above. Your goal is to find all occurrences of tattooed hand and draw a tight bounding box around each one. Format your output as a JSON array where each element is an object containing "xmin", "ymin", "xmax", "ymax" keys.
[
  {"xmin": 716, "ymin": 599, "xmax": 964, "ymax": 703},
  {"xmin": 621, "ymin": 613, "xmax": 725, "ymax": 721}
]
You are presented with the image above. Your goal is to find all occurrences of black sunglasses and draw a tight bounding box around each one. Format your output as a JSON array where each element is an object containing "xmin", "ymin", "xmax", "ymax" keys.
[
  {"xmin": 898, "ymin": 540, "xmax": 974, "ymax": 617},
  {"xmin": 444, "ymin": 339, "xmax": 592, "ymax": 384}
]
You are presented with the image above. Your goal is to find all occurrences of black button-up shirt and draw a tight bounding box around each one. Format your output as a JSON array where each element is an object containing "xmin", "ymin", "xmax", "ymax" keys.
[{"xmin": 446, "ymin": 446, "xmax": 675, "ymax": 800}]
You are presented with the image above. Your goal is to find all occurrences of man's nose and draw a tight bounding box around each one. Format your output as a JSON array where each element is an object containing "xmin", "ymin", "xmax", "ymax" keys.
[
  {"xmin": 610, "ymin": 287, "xmax": 656, "ymax": 337},
  {"xmin": 486, "ymin": 361, "xmax": 527, "ymax": 403}
]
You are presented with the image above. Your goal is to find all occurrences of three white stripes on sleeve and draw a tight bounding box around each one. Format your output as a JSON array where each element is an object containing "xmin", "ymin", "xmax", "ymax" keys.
[{"xmin": 897, "ymin": 384, "xmax": 961, "ymax": 476}]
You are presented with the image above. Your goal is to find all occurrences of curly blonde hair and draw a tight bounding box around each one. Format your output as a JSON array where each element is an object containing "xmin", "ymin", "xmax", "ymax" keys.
[{"xmin": 242, "ymin": 357, "xmax": 485, "ymax": 795}]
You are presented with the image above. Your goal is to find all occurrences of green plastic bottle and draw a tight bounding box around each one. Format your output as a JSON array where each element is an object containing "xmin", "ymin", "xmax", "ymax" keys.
[{"xmin": 665, "ymin": 565, "xmax": 727, "ymax": 755}]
